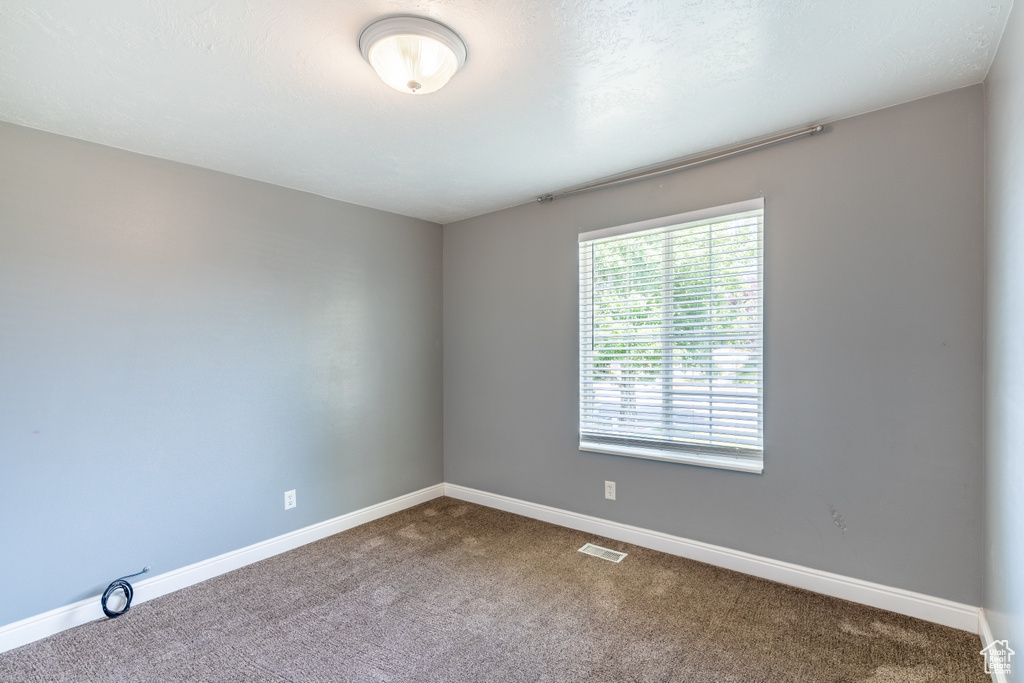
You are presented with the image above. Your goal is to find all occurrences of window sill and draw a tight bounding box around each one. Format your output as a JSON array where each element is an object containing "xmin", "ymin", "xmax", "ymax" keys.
[{"xmin": 579, "ymin": 442, "xmax": 763, "ymax": 474}]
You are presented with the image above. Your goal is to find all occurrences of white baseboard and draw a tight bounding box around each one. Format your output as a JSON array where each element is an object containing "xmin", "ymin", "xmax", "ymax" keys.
[
  {"xmin": 0, "ymin": 484, "xmax": 444, "ymax": 655},
  {"xmin": 0, "ymin": 481, "xmax": 982, "ymax": 657},
  {"xmin": 443, "ymin": 483, "xmax": 981, "ymax": 634},
  {"xmin": 978, "ymin": 609, "xmax": 1009, "ymax": 683}
]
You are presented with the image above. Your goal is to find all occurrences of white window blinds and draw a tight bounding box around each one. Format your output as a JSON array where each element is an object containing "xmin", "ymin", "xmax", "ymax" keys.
[{"xmin": 578, "ymin": 198, "xmax": 764, "ymax": 473}]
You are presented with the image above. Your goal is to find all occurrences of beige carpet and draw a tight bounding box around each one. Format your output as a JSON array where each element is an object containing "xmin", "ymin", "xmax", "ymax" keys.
[{"xmin": 0, "ymin": 497, "xmax": 987, "ymax": 682}]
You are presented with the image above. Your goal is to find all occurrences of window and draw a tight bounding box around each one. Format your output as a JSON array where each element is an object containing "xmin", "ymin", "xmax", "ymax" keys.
[{"xmin": 578, "ymin": 198, "xmax": 764, "ymax": 473}]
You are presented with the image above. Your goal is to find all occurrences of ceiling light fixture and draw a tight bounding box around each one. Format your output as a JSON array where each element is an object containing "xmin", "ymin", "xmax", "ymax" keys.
[{"xmin": 358, "ymin": 16, "xmax": 467, "ymax": 95}]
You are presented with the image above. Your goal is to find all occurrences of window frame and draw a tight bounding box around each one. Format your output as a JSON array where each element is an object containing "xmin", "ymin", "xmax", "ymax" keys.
[{"xmin": 577, "ymin": 198, "xmax": 765, "ymax": 474}]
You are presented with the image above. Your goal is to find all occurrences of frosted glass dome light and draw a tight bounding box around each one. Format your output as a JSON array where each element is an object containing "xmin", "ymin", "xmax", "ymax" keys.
[{"xmin": 359, "ymin": 16, "xmax": 467, "ymax": 95}]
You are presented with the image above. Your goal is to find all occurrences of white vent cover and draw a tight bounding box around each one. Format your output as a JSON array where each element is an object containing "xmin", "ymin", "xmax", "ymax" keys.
[{"xmin": 578, "ymin": 543, "xmax": 627, "ymax": 563}]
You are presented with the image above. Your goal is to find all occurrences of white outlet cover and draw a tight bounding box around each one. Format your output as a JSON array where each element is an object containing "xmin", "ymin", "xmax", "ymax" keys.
[
  {"xmin": 605, "ymin": 481, "xmax": 616, "ymax": 500},
  {"xmin": 284, "ymin": 490, "xmax": 296, "ymax": 510}
]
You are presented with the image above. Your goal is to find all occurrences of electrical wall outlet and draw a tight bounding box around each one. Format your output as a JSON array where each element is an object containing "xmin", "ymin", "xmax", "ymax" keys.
[
  {"xmin": 604, "ymin": 481, "xmax": 616, "ymax": 500},
  {"xmin": 284, "ymin": 489, "xmax": 296, "ymax": 510}
]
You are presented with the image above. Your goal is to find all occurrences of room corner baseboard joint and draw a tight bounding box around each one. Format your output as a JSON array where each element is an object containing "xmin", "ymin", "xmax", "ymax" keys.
[{"xmin": 978, "ymin": 609, "xmax": 1009, "ymax": 683}]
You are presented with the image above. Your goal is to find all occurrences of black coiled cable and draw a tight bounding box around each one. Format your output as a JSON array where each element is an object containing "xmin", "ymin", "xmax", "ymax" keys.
[{"xmin": 101, "ymin": 566, "xmax": 150, "ymax": 618}]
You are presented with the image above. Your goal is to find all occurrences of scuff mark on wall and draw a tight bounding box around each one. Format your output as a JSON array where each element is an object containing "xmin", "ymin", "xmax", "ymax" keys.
[{"xmin": 829, "ymin": 505, "xmax": 848, "ymax": 537}]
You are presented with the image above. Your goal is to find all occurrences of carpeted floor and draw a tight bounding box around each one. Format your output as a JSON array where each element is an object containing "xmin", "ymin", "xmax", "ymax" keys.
[{"xmin": 0, "ymin": 497, "xmax": 987, "ymax": 682}]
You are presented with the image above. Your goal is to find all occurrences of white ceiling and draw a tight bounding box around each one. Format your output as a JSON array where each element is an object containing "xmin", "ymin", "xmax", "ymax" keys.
[{"xmin": 0, "ymin": 1, "xmax": 1010, "ymax": 224}]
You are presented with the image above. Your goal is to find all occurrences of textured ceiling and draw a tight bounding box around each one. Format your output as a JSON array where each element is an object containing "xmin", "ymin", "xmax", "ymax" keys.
[{"xmin": 0, "ymin": 1, "xmax": 1010, "ymax": 224}]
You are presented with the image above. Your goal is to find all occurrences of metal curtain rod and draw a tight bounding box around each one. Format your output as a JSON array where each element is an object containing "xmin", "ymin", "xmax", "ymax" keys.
[{"xmin": 536, "ymin": 123, "xmax": 825, "ymax": 203}]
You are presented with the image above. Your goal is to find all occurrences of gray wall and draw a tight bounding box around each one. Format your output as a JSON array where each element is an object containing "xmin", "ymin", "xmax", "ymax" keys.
[
  {"xmin": 0, "ymin": 122, "xmax": 443, "ymax": 627},
  {"xmin": 444, "ymin": 86, "xmax": 985, "ymax": 605},
  {"xmin": 985, "ymin": 1, "xmax": 1024, "ymax": 670}
]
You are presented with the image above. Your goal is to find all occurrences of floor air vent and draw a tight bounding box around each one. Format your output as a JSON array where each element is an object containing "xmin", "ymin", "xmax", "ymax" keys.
[{"xmin": 578, "ymin": 543, "xmax": 627, "ymax": 563}]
